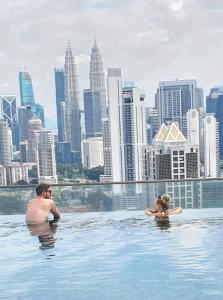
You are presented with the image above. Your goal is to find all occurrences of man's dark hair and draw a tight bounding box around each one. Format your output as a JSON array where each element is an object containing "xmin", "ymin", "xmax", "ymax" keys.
[{"xmin": 36, "ymin": 183, "xmax": 50, "ymax": 196}]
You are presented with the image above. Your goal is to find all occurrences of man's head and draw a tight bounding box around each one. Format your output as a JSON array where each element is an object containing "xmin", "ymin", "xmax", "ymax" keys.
[{"xmin": 36, "ymin": 183, "xmax": 52, "ymax": 198}]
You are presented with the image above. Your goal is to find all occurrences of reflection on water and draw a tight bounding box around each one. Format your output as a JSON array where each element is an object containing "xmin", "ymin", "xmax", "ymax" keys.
[
  {"xmin": 1, "ymin": 210, "xmax": 223, "ymax": 300},
  {"xmin": 154, "ymin": 216, "xmax": 171, "ymax": 230},
  {"xmin": 26, "ymin": 221, "xmax": 58, "ymax": 249}
]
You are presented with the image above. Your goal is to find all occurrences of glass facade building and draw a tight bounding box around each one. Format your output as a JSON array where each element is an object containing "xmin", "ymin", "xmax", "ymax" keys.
[
  {"xmin": 19, "ymin": 71, "xmax": 35, "ymax": 107},
  {"xmin": 157, "ymin": 79, "xmax": 196, "ymax": 137},
  {"xmin": 55, "ymin": 69, "xmax": 65, "ymax": 142},
  {"xmin": 84, "ymin": 89, "xmax": 102, "ymax": 138},
  {"xmin": 206, "ymin": 92, "xmax": 223, "ymax": 160}
]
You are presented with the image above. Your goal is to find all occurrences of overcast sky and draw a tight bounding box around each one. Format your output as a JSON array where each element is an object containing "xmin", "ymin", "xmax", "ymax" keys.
[{"xmin": 1, "ymin": 0, "xmax": 223, "ymax": 121}]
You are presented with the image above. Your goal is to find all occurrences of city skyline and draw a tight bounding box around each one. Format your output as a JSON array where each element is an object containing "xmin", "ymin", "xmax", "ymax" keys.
[{"xmin": 1, "ymin": 1, "xmax": 223, "ymax": 121}]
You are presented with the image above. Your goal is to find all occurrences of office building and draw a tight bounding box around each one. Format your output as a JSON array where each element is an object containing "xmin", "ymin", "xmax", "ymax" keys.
[
  {"xmin": 20, "ymin": 141, "xmax": 28, "ymax": 163},
  {"xmin": 84, "ymin": 89, "xmax": 102, "ymax": 138},
  {"xmin": 55, "ymin": 142, "xmax": 72, "ymax": 164},
  {"xmin": 107, "ymin": 68, "xmax": 124, "ymax": 182},
  {"xmin": 35, "ymin": 103, "xmax": 45, "ymax": 128},
  {"xmin": 146, "ymin": 107, "xmax": 158, "ymax": 144},
  {"xmin": 90, "ymin": 38, "xmax": 107, "ymax": 119},
  {"xmin": 143, "ymin": 122, "xmax": 199, "ymax": 180},
  {"xmin": 5, "ymin": 162, "xmax": 29, "ymax": 185},
  {"xmin": 37, "ymin": 130, "xmax": 57, "ymax": 183},
  {"xmin": 156, "ymin": 79, "xmax": 197, "ymax": 136},
  {"xmin": 64, "ymin": 41, "xmax": 81, "ymax": 164},
  {"xmin": 0, "ymin": 165, "xmax": 7, "ymax": 185},
  {"xmin": 18, "ymin": 106, "xmax": 34, "ymax": 142},
  {"xmin": 0, "ymin": 95, "xmax": 18, "ymax": 148},
  {"xmin": 200, "ymin": 113, "xmax": 220, "ymax": 177},
  {"xmin": 187, "ymin": 109, "xmax": 200, "ymax": 146},
  {"xmin": 0, "ymin": 120, "xmax": 12, "ymax": 165},
  {"xmin": 122, "ymin": 86, "xmax": 147, "ymax": 181},
  {"xmin": 55, "ymin": 68, "xmax": 65, "ymax": 142},
  {"xmin": 196, "ymin": 87, "xmax": 204, "ymax": 109},
  {"xmin": 206, "ymin": 87, "xmax": 223, "ymax": 160},
  {"xmin": 82, "ymin": 137, "xmax": 104, "ymax": 169},
  {"xmin": 19, "ymin": 71, "xmax": 35, "ymax": 107},
  {"xmin": 27, "ymin": 116, "xmax": 42, "ymax": 163},
  {"xmin": 0, "ymin": 95, "xmax": 17, "ymax": 128}
]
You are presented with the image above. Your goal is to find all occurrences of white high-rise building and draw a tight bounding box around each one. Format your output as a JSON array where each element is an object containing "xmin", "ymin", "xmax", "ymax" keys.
[
  {"xmin": 122, "ymin": 85, "xmax": 147, "ymax": 181},
  {"xmin": 107, "ymin": 68, "xmax": 124, "ymax": 182},
  {"xmin": 187, "ymin": 109, "xmax": 200, "ymax": 146},
  {"xmin": 0, "ymin": 120, "xmax": 12, "ymax": 165},
  {"xmin": 81, "ymin": 137, "xmax": 104, "ymax": 169},
  {"xmin": 27, "ymin": 115, "xmax": 42, "ymax": 163},
  {"xmin": 5, "ymin": 163, "xmax": 29, "ymax": 185},
  {"xmin": 200, "ymin": 114, "xmax": 219, "ymax": 177},
  {"xmin": 0, "ymin": 165, "xmax": 7, "ymax": 185},
  {"xmin": 37, "ymin": 130, "xmax": 57, "ymax": 184}
]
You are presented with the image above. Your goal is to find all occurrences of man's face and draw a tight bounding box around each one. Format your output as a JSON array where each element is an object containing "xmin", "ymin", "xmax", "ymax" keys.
[{"xmin": 43, "ymin": 189, "xmax": 52, "ymax": 199}]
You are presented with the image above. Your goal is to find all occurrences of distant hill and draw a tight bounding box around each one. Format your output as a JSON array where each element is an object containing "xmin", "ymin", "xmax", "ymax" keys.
[{"xmin": 45, "ymin": 119, "xmax": 57, "ymax": 131}]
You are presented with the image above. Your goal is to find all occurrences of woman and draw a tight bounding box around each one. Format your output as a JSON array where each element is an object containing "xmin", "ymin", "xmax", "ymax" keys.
[{"xmin": 145, "ymin": 194, "xmax": 182, "ymax": 217}]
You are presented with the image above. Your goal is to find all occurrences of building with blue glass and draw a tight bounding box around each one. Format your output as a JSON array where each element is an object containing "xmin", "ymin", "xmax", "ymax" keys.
[
  {"xmin": 156, "ymin": 79, "xmax": 197, "ymax": 136},
  {"xmin": 35, "ymin": 103, "xmax": 45, "ymax": 128},
  {"xmin": 19, "ymin": 71, "xmax": 35, "ymax": 107},
  {"xmin": 206, "ymin": 87, "xmax": 223, "ymax": 160},
  {"xmin": 54, "ymin": 68, "xmax": 65, "ymax": 142},
  {"xmin": 84, "ymin": 89, "xmax": 102, "ymax": 138}
]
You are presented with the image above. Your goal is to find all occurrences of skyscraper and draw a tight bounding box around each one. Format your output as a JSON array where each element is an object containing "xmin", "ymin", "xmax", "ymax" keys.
[
  {"xmin": 90, "ymin": 38, "xmax": 107, "ymax": 119},
  {"xmin": 35, "ymin": 103, "xmax": 45, "ymax": 128},
  {"xmin": 200, "ymin": 112, "xmax": 220, "ymax": 177},
  {"xmin": 0, "ymin": 95, "xmax": 17, "ymax": 128},
  {"xmin": 107, "ymin": 68, "xmax": 124, "ymax": 182},
  {"xmin": 27, "ymin": 116, "xmax": 42, "ymax": 163},
  {"xmin": 19, "ymin": 71, "xmax": 35, "ymax": 107},
  {"xmin": 157, "ymin": 79, "xmax": 197, "ymax": 136},
  {"xmin": 143, "ymin": 123, "xmax": 199, "ymax": 180},
  {"xmin": 64, "ymin": 41, "xmax": 81, "ymax": 164},
  {"xmin": 0, "ymin": 95, "xmax": 18, "ymax": 148},
  {"xmin": 18, "ymin": 106, "xmax": 33, "ymax": 142},
  {"xmin": 83, "ymin": 89, "xmax": 102, "ymax": 138},
  {"xmin": 122, "ymin": 86, "xmax": 147, "ymax": 181},
  {"xmin": 37, "ymin": 130, "xmax": 57, "ymax": 184},
  {"xmin": 55, "ymin": 68, "xmax": 65, "ymax": 142},
  {"xmin": 206, "ymin": 87, "xmax": 223, "ymax": 160},
  {"xmin": 0, "ymin": 120, "xmax": 12, "ymax": 165}
]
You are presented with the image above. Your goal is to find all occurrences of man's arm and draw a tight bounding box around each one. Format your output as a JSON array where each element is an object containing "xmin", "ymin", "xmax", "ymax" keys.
[{"xmin": 50, "ymin": 200, "xmax": 60, "ymax": 221}]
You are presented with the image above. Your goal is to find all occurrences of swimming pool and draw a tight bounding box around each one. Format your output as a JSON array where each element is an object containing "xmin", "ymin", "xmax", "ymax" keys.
[{"xmin": 0, "ymin": 209, "xmax": 223, "ymax": 300}]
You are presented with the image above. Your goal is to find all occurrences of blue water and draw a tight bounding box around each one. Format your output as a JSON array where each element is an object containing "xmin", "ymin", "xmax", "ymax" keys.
[{"xmin": 0, "ymin": 209, "xmax": 223, "ymax": 300}]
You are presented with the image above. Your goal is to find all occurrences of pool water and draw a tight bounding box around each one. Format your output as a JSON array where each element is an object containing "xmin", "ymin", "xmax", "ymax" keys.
[{"xmin": 0, "ymin": 209, "xmax": 223, "ymax": 300}]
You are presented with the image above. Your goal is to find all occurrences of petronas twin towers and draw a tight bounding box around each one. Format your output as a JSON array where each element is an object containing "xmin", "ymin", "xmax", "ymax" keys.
[{"xmin": 62, "ymin": 38, "xmax": 106, "ymax": 164}]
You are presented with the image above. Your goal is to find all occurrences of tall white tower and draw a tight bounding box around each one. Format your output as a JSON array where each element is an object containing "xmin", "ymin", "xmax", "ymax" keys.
[
  {"xmin": 90, "ymin": 37, "xmax": 107, "ymax": 119},
  {"xmin": 0, "ymin": 120, "xmax": 12, "ymax": 165},
  {"xmin": 201, "ymin": 114, "xmax": 219, "ymax": 177},
  {"xmin": 64, "ymin": 41, "xmax": 81, "ymax": 163},
  {"xmin": 107, "ymin": 68, "xmax": 124, "ymax": 182},
  {"xmin": 187, "ymin": 109, "xmax": 200, "ymax": 146},
  {"xmin": 122, "ymin": 85, "xmax": 147, "ymax": 181}
]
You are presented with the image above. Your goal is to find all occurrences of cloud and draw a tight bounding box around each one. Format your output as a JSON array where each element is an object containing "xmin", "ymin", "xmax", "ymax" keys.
[{"xmin": 0, "ymin": 0, "xmax": 223, "ymax": 119}]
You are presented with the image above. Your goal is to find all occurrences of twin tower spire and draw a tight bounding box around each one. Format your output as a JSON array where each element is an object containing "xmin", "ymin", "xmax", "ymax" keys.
[{"xmin": 63, "ymin": 38, "xmax": 106, "ymax": 163}]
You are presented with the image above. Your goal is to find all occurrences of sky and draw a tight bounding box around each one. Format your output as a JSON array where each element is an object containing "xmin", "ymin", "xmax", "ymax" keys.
[{"xmin": 1, "ymin": 0, "xmax": 223, "ymax": 122}]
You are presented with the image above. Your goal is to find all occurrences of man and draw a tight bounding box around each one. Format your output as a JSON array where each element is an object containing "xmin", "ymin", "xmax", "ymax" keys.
[{"xmin": 26, "ymin": 183, "xmax": 60, "ymax": 224}]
